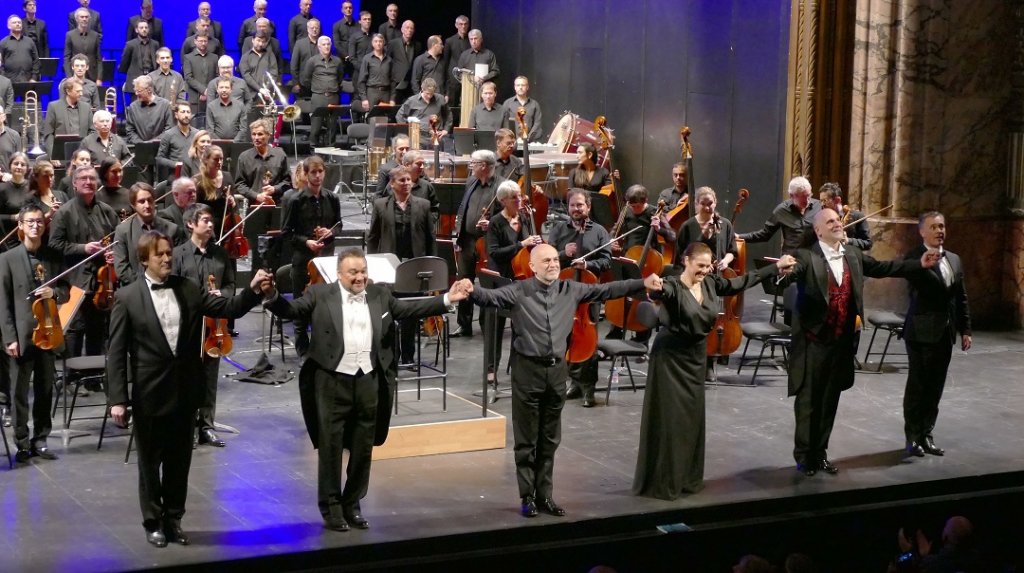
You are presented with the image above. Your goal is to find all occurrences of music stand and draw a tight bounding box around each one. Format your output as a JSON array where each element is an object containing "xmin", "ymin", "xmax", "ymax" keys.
[
  {"xmin": 226, "ymin": 141, "xmax": 254, "ymax": 178},
  {"xmin": 392, "ymin": 256, "xmax": 451, "ymax": 413},
  {"xmin": 62, "ymin": 139, "xmax": 83, "ymax": 162},
  {"xmin": 38, "ymin": 58, "xmax": 59, "ymax": 79},
  {"xmin": 51, "ymin": 134, "xmax": 82, "ymax": 162},
  {"xmin": 101, "ymin": 60, "xmax": 115, "ymax": 86},
  {"xmin": 453, "ymin": 127, "xmax": 475, "ymax": 155},
  {"xmin": 131, "ymin": 141, "xmax": 159, "ymax": 183},
  {"xmin": 13, "ymin": 81, "xmax": 51, "ymax": 100},
  {"xmin": 366, "ymin": 103, "xmax": 398, "ymax": 124},
  {"xmin": 476, "ymin": 269, "xmax": 513, "ymax": 410},
  {"xmin": 474, "ymin": 130, "xmax": 496, "ymax": 152},
  {"xmin": 311, "ymin": 104, "xmax": 350, "ymax": 147},
  {"xmin": 369, "ymin": 121, "xmax": 406, "ymax": 149}
]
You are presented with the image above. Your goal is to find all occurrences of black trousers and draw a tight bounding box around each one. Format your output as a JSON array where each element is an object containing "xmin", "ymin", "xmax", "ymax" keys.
[
  {"xmin": 11, "ymin": 346, "xmax": 55, "ymax": 450},
  {"xmin": 793, "ymin": 335, "xmax": 853, "ymax": 466},
  {"xmin": 65, "ymin": 297, "xmax": 108, "ymax": 357},
  {"xmin": 314, "ymin": 367, "xmax": 377, "ymax": 515},
  {"xmin": 903, "ymin": 339, "xmax": 953, "ymax": 442},
  {"xmin": 134, "ymin": 407, "xmax": 195, "ymax": 529},
  {"xmin": 310, "ymin": 92, "xmax": 340, "ymax": 146},
  {"xmin": 291, "ymin": 253, "xmax": 313, "ymax": 354},
  {"xmin": 567, "ymin": 355, "xmax": 599, "ymax": 393},
  {"xmin": 482, "ymin": 308, "xmax": 506, "ymax": 373},
  {"xmin": 456, "ymin": 241, "xmax": 484, "ymax": 333},
  {"xmin": 196, "ymin": 355, "xmax": 220, "ymax": 431},
  {"xmin": 511, "ymin": 353, "xmax": 567, "ymax": 499}
]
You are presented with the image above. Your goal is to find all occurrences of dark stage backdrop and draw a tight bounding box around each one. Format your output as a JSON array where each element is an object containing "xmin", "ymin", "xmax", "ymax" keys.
[{"xmin": 474, "ymin": 0, "xmax": 792, "ymax": 258}]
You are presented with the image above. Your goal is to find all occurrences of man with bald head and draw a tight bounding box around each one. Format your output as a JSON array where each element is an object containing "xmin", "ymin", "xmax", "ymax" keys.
[
  {"xmin": 467, "ymin": 243, "xmax": 664, "ymax": 518},
  {"xmin": 779, "ymin": 208, "xmax": 941, "ymax": 478}
]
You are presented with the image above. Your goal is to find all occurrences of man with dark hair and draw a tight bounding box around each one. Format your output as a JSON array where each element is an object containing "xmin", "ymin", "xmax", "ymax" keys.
[
  {"xmin": 60, "ymin": 53, "xmax": 99, "ymax": 113},
  {"xmin": 186, "ymin": 2, "xmax": 222, "ymax": 44},
  {"xmin": 42, "ymin": 78, "xmax": 94, "ymax": 157},
  {"xmin": 239, "ymin": 32, "xmax": 279, "ymax": 96},
  {"xmin": 205, "ymin": 78, "xmax": 248, "ymax": 141},
  {"xmin": 182, "ymin": 31, "xmax": 219, "ymax": 114},
  {"xmin": 901, "ymin": 211, "xmax": 971, "ymax": 458},
  {"xmin": 126, "ymin": 0, "xmax": 164, "ymax": 46},
  {"xmin": 346, "ymin": 10, "xmax": 373, "ymax": 68},
  {"xmin": 2, "ymin": 15, "xmax": 39, "ymax": 83},
  {"xmin": 156, "ymin": 101, "xmax": 198, "ymax": 182},
  {"xmin": 412, "ymin": 35, "xmax": 446, "ymax": 97},
  {"xmin": 107, "ymin": 231, "xmax": 273, "ymax": 547},
  {"xmin": 112, "ymin": 183, "xmax": 181, "ymax": 285},
  {"xmin": 331, "ymin": 1, "xmax": 356, "ymax": 69},
  {"xmin": 395, "ymin": 77, "xmax": 451, "ymax": 145},
  {"xmin": 22, "ymin": 0, "xmax": 48, "ymax": 58},
  {"xmin": 148, "ymin": 48, "xmax": 186, "ymax": 104}
]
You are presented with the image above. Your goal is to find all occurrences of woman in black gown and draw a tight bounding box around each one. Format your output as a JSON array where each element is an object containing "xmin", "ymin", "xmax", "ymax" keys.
[{"xmin": 632, "ymin": 242, "xmax": 794, "ymax": 499}]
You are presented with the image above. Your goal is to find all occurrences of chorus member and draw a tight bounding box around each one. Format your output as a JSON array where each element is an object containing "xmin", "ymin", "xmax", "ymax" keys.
[
  {"xmin": 181, "ymin": 19, "xmax": 224, "ymax": 63},
  {"xmin": 378, "ymin": 3, "xmax": 399, "ymax": 42},
  {"xmin": 119, "ymin": 20, "xmax": 159, "ymax": 87},
  {"xmin": 107, "ymin": 231, "xmax": 273, "ymax": 547},
  {"xmin": 779, "ymin": 208, "xmax": 939, "ymax": 476},
  {"xmin": 738, "ymin": 176, "xmax": 822, "ymax": 255},
  {"xmin": 452, "ymin": 149, "xmax": 503, "ymax": 337},
  {"xmin": 59, "ymin": 53, "xmax": 99, "ymax": 113},
  {"xmin": 502, "ymin": 76, "xmax": 543, "ymax": 142},
  {"xmin": 300, "ymin": 35, "xmax": 345, "ymax": 147},
  {"xmin": 263, "ymin": 249, "xmax": 465, "ymax": 530},
  {"xmin": 63, "ymin": 9, "xmax": 101, "ymax": 83},
  {"xmin": 241, "ymin": 19, "xmax": 285, "ymax": 74},
  {"xmin": 191, "ymin": 145, "xmax": 234, "ymax": 239},
  {"xmin": 21, "ymin": 0, "xmax": 48, "ymax": 58},
  {"xmin": 125, "ymin": 76, "xmax": 174, "ymax": 145},
  {"xmin": 367, "ymin": 165, "xmax": 434, "ymax": 364},
  {"xmin": 456, "ymin": 29, "xmax": 499, "ymax": 87},
  {"xmin": 48, "ymin": 164, "xmax": 119, "ymax": 357},
  {"xmin": 237, "ymin": 0, "xmax": 276, "ymax": 50},
  {"xmin": 42, "ymin": 78, "xmax": 94, "ymax": 159},
  {"xmin": 240, "ymin": 32, "xmax": 279, "ymax": 96},
  {"xmin": 29, "ymin": 160, "xmax": 69, "ymax": 218},
  {"xmin": 2, "ymin": 15, "xmax": 40, "ymax": 82},
  {"xmin": 148, "ymin": 48, "xmax": 186, "ymax": 104},
  {"xmin": 442, "ymin": 15, "xmax": 470, "ymax": 107},
  {"xmin": 182, "ymin": 32, "xmax": 219, "ymax": 114},
  {"xmin": 657, "ymin": 162, "xmax": 691, "ymax": 217},
  {"xmin": 288, "ymin": 0, "xmax": 314, "ymax": 50},
  {"xmin": 395, "ymin": 77, "xmax": 451, "ymax": 146},
  {"xmin": 56, "ymin": 149, "xmax": 92, "ymax": 194},
  {"xmin": 0, "ymin": 205, "xmax": 70, "ymax": 463},
  {"xmin": 0, "ymin": 106, "xmax": 19, "ymax": 170},
  {"xmin": 290, "ymin": 19, "xmax": 321, "ymax": 96},
  {"xmin": 401, "ymin": 151, "xmax": 439, "ymax": 216},
  {"xmin": 493, "ymin": 128, "xmax": 522, "ymax": 182},
  {"xmin": 126, "ymin": 0, "xmax": 163, "ymax": 45},
  {"xmin": 468, "ymin": 244, "xmax": 662, "ymax": 517},
  {"xmin": 94, "ymin": 157, "xmax": 131, "ymax": 215},
  {"xmin": 356, "ymin": 33, "xmax": 394, "ymax": 114},
  {"xmin": 412, "ymin": 35, "xmax": 446, "ymax": 97},
  {"xmin": 78, "ymin": 110, "xmax": 131, "ymax": 165},
  {"xmin": 387, "ymin": 20, "xmax": 420, "ymax": 105},
  {"xmin": 374, "ymin": 134, "xmax": 410, "ymax": 197},
  {"xmin": 186, "ymin": 2, "xmax": 222, "ymax": 43},
  {"xmin": 818, "ymin": 182, "xmax": 871, "ymax": 250},
  {"xmin": 483, "ymin": 181, "xmax": 541, "ymax": 374},
  {"xmin": 180, "ymin": 131, "xmax": 211, "ymax": 178},
  {"xmin": 205, "ymin": 79, "xmax": 248, "ymax": 142},
  {"xmin": 901, "ymin": 212, "xmax": 971, "ymax": 458},
  {"xmin": 156, "ymin": 102, "xmax": 198, "ymax": 182},
  {"xmin": 346, "ymin": 11, "xmax": 373, "ymax": 69},
  {"xmin": 567, "ymin": 142, "xmax": 611, "ymax": 192},
  {"xmin": 204, "ymin": 56, "xmax": 249, "ymax": 108},
  {"xmin": 0, "ymin": 82, "xmax": 13, "ymax": 128},
  {"xmin": 331, "ymin": 1, "xmax": 356, "ymax": 65},
  {"xmin": 633, "ymin": 243, "xmax": 795, "ymax": 499},
  {"xmin": 172, "ymin": 203, "xmax": 235, "ymax": 447},
  {"xmin": 158, "ymin": 177, "xmax": 198, "ymax": 242},
  {"xmin": 547, "ymin": 189, "xmax": 612, "ymax": 407},
  {"xmin": 468, "ymin": 82, "xmax": 507, "ymax": 133},
  {"xmin": 65, "ymin": 0, "xmax": 100, "ymax": 34},
  {"xmin": 281, "ymin": 156, "xmax": 341, "ymax": 358},
  {"xmin": 113, "ymin": 183, "xmax": 180, "ymax": 285}
]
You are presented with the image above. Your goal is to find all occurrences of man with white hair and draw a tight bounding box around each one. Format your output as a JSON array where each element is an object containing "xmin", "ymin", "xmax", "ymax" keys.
[
  {"xmin": 63, "ymin": 8, "xmax": 101, "ymax": 84},
  {"xmin": 65, "ymin": 0, "xmax": 101, "ymax": 33},
  {"xmin": 204, "ymin": 55, "xmax": 249, "ymax": 107},
  {"xmin": 455, "ymin": 29, "xmax": 499, "ymax": 88},
  {"xmin": 300, "ymin": 35, "xmax": 344, "ymax": 146},
  {"xmin": 125, "ymin": 75, "xmax": 173, "ymax": 144},
  {"xmin": 738, "ymin": 176, "xmax": 822, "ymax": 255},
  {"xmin": 237, "ymin": 0, "xmax": 276, "ymax": 50},
  {"xmin": 78, "ymin": 109, "xmax": 131, "ymax": 164}
]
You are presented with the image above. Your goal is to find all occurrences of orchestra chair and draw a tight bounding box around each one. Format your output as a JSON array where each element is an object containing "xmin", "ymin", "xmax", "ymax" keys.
[
  {"xmin": 343, "ymin": 121, "xmax": 370, "ymax": 149},
  {"xmin": 862, "ymin": 310, "xmax": 906, "ymax": 371},
  {"xmin": 754, "ymin": 257, "xmax": 787, "ymax": 323},
  {"xmin": 266, "ymin": 263, "xmax": 294, "ymax": 361},
  {"xmin": 736, "ymin": 284, "xmax": 796, "ymax": 385},
  {"xmin": 598, "ymin": 301, "xmax": 658, "ymax": 404},
  {"xmin": 96, "ymin": 382, "xmax": 133, "ymax": 454},
  {"xmin": 392, "ymin": 256, "xmax": 450, "ymax": 413},
  {"xmin": 52, "ymin": 355, "xmax": 108, "ymax": 442}
]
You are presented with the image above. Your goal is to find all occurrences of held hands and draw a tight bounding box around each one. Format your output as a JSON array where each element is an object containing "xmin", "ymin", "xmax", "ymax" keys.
[
  {"xmin": 643, "ymin": 273, "xmax": 664, "ymax": 291},
  {"xmin": 448, "ymin": 278, "xmax": 474, "ymax": 302},
  {"xmin": 249, "ymin": 268, "xmax": 276, "ymax": 296},
  {"xmin": 775, "ymin": 254, "xmax": 797, "ymax": 276}
]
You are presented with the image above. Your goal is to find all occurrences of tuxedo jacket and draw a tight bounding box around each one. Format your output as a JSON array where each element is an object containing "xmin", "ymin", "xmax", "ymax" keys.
[
  {"xmin": 112, "ymin": 216, "xmax": 181, "ymax": 286},
  {"xmin": 783, "ymin": 242, "xmax": 921, "ymax": 396},
  {"xmin": 42, "ymin": 99, "xmax": 94, "ymax": 157},
  {"xmin": 0, "ymin": 244, "xmax": 71, "ymax": 352},
  {"xmin": 367, "ymin": 195, "xmax": 435, "ymax": 259},
  {"xmin": 266, "ymin": 283, "xmax": 448, "ymax": 447},
  {"xmin": 902, "ymin": 244, "xmax": 971, "ymax": 345},
  {"xmin": 106, "ymin": 275, "xmax": 262, "ymax": 416}
]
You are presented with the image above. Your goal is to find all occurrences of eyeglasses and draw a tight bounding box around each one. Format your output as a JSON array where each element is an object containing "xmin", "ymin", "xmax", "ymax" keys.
[{"xmin": 20, "ymin": 219, "xmax": 45, "ymax": 226}]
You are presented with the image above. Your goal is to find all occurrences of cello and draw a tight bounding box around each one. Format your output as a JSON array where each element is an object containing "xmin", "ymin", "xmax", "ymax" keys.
[
  {"xmin": 593, "ymin": 116, "xmax": 622, "ymax": 227},
  {"xmin": 202, "ymin": 274, "xmax": 233, "ymax": 357},
  {"xmin": 31, "ymin": 264, "xmax": 64, "ymax": 351},
  {"xmin": 660, "ymin": 127, "xmax": 696, "ymax": 265},
  {"xmin": 559, "ymin": 222, "xmax": 599, "ymax": 363},
  {"xmin": 605, "ymin": 200, "xmax": 667, "ymax": 334},
  {"xmin": 705, "ymin": 189, "xmax": 749, "ymax": 359}
]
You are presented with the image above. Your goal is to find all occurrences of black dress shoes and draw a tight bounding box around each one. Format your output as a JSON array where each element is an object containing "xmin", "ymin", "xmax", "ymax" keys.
[
  {"xmin": 796, "ymin": 462, "xmax": 817, "ymax": 476},
  {"xmin": 31, "ymin": 446, "xmax": 58, "ymax": 460},
  {"xmin": 538, "ymin": 498, "xmax": 566, "ymax": 516},
  {"xmin": 15, "ymin": 449, "xmax": 31, "ymax": 463},
  {"xmin": 906, "ymin": 441, "xmax": 925, "ymax": 457},
  {"xmin": 163, "ymin": 520, "xmax": 191, "ymax": 545},
  {"xmin": 198, "ymin": 429, "xmax": 226, "ymax": 447},
  {"xmin": 146, "ymin": 529, "xmax": 168, "ymax": 548},
  {"xmin": 581, "ymin": 390, "xmax": 595, "ymax": 408},
  {"xmin": 921, "ymin": 437, "xmax": 945, "ymax": 456},
  {"xmin": 818, "ymin": 459, "xmax": 839, "ymax": 475},
  {"xmin": 344, "ymin": 508, "xmax": 369, "ymax": 529},
  {"xmin": 450, "ymin": 327, "xmax": 472, "ymax": 338},
  {"xmin": 565, "ymin": 383, "xmax": 582, "ymax": 399},
  {"xmin": 520, "ymin": 496, "xmax": 538, "ymax": 518},
  {"xmin": 323, "ymin": 511, "xmax": 350, "ymax": 532}
]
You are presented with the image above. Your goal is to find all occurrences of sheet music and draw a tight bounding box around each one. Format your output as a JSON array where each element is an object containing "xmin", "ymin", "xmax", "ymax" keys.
[{"xmin": 474, "ymin": 63, "xmax": 488, "ymax": 80}]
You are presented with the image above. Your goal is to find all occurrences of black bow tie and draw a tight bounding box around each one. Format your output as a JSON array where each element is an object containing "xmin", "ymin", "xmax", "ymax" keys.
[{"xmin": 151, "ymin": 282, "xmax": 173, "ymax": 290}]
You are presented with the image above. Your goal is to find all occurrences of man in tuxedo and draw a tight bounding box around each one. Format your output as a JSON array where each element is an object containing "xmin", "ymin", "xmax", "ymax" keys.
[
  {"xmin": 0, "ymin": 205, "xmax": 70, "ymax": 463},
  {"xmin": 264, "ymin": 248, "xmax": 469, "ymax": 531},
  {"xmin": 107, "ymin": 231, "xmax": 273, "ymax": 547},
  {"xmin": 902, "ymin": 211, "xmax": 971, "ymax": 457},
  {"xmin": 112, "ymin": 183, "xmax": 180, "ymax": 286},
  {"xmin": 780, "ymin": 208, "xmax": 940, "ymax": 477}
]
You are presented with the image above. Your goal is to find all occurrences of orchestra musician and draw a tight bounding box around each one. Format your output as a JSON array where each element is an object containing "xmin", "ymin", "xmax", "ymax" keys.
[
  {"xmin": 2, "ymin": 15, "xmax": 39, "ymax": 83},
  {"xmin": 59, "ymin": 53, "xmax": 99, "ymax": 113},
  {"xmin": 395, "ymin": 77, "xmax": 451, "ymax": 148},
  {"xmin": 468, "ymin": 82, "xmax": 507, "ymax": 133},
  {"xmin": 119, "ymin": 20, "xmax": 160, "ymax": 90},
  {"xmin": 63, "ymin": 9, "xmax": 101, "ymax": 84},
  {"xmin": 345, "ymin": 11, "xmax": 373, "ymax": 72},
  {"xmin": 234, "ymin": 119, "xmax": 290, "ymax": 271},
  {"xmin": 387, "ymin": 20, "xmax": 420, "ymax": 105},
  {"xmin": 112, "ymin": 182, "xmax": 181, "ymax": 286},
  {"xmin": 42, "ymin": 78, "xmax": 94, "ymax": 158},
  {"xmin": 182, "ymin": 31, "xmax": 219, "ymax": 115},
  {"xmin": 411, "ymin": 35, "xmax": 446, "ymax": 98},
  {"xmin": 29, "ymin": 160, "xmax": 69, "ymax": 217},
  {"xmin": 493, "ymin": 128, "xmax": 522, "ymax": 182},
  {"xmin": 48, "ymin": 164, "xmax": 119, "ymax": 357},
  {"xmin": 287, "ymin": 0, "xmax": 314, "ymax": 51},
  {"xmin": 148, "ymin": 48, "xmax": 187, "ymax": 104},
  {"xmin": 0, "ymin": 153, "xmax": 32, "ymax": 241},
  {"xmin": 442, "ymin": 15, "xmax": 470, "ymax": 108},
  {"xmin": 205, "ymin": 78, "xmax": 249, "ymax": 142},
  {"xmin": 171, "ymin": 203, "xmax": 235, "ymax": 448},
  {"xmin": 375, "ymin": 134, "xmax": 410, "ymax": 198},
  {"xmin": 203, "ymin": 56, "xmax": 250, "ymax": 109},
  {"xmin": 78, "ymin": 110, "xmax": 132, "ymax": 165},
  {"xmin": 186, "ymin": 2, "xmax": 223, "ymax": 43},
  {"xmin": 452, "ymin": 149, "xmax": 504, "ymax": 338},
  {"xmin": 548, "ymin": 189, "xmax": 613, "ymax": 407},
  {"xmin": 657, "ymin": 162, "xmax": 690, "ymax": 216},
  {"xmin": 455, "ymin": 29, "xmax": 499, "ymax": 87},
  {"xmin": 567, "ymin": 142, "xmax": 611, "ymax": 192},
  {"xmin": 737, "ymin": 176, "xmax": 822, "ymax": 256},
  {"xmin": 106, "ymin": 231, "xmax": 274, "ymax": 548},
  {"xmin": 191, "ymin": 144, "xmax": 235, "ymax": 239},
  {"xmin": 300, "ymin": 35, "xmax": 345, "ymax": 147},
  {"xmin": 281, "ymin": 156, "xmax": 341, "ymax": 358},
  {"xmin": 0, "ymin": 204, "xmax": 70, "ymax": 463},
  {"xmin": 239, "ymin": 31, "xmax": 279, "ymax": 95},
  {"xmin": 367, "ymin": 165, "xmax": 435, "ymax": 365},
  {"xmin": 94, "ymin": 156, "xmax": 131, "ymax": 214},
  {"xmin": 501, "ymin": 76, "xmax": 543, "ymax": 142},
  {"xmin": 330, "ymin": 1, "xmax": 357, "ymax": 68},
  {"xmin": 21, "ymin": 1, "xmax": 48, "ymax": 59},
  {"xmin": 818, "ymin": 182, "xmax": 872, "ymax": 251},
  {"xmin": 158, "ymin": 177, "xmax": 197, "ymax": 245},
  {"xmin": 156, "ymin": 101, "xmax": 199, "ymax": 183},
  {"xmin": 400, "ymin": 150, "xmax": 440, "ymax": 218},
  {"xmin": 237, "ymin": 0, "xmax": 276, "ymax": 51},
  {"xmin": 289, "ymin": 18, "xmax": 320, "ymax": 99},
  {"xmin": 182, "ymin": 19, "xmax": 225, "ymax": 64}
]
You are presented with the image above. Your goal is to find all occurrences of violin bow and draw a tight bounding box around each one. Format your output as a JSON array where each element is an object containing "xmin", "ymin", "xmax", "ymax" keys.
[
  {"xmin": 29, "ymin": 240, "xmax": 119, "ymax": 299},
  {"xmin": 842, "ymin": 203, "xmax": 893, "ymax": 229},
  {"xmin": 569, "ymin": 226, "xmax": 643, "ymax": 266}
]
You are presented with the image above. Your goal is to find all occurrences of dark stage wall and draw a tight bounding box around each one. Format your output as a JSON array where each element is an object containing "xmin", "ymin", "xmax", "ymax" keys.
[{"xmin": 475, "ymin": 0, "xmax": 792, "ymax": 253}]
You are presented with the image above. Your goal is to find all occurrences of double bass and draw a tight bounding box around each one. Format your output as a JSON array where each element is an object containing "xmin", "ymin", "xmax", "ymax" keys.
[
  {"xmin": 31, "ymin": 264, "xmax": 64, "ymax": 351},
  {"xmin": 559, "ymin": 221, "xmax": 599, "ymax": 363},
  {"xmin": 660, "ymin": 127, "xmax": 695, "ymax": 266},
  {"xmin": 705, "ymin": 189, "xmax": 749, "ymax": 359},
  {"xmin": 516, "ymin": 107, "xmax": 547, "ymax": 233},
  {"xmin": 593, "ymin": 116, "xmax": 622, "ymax": 226}
]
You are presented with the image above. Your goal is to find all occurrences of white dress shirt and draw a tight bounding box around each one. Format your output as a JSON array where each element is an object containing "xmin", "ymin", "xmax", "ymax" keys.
[
  {"xmin": 336, "ymin": 285, "xmax": 375, "ymax": 375},
  {"xmin": 818, "ymin": 240, "xmax": 846, "ymax": 286},
  {"xmin": 144, "ymin": 273, "xmax": 181, "ymax": 356}
]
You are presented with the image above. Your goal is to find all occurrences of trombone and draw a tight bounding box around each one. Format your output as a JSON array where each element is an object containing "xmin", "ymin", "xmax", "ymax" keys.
[
  {"xmin": 104, "ymin": 87, "xmax": 117, "ymax": 115},
  {"xmin": 21, "ymin": 91, "xmax": 45, "ymax": 158},
  {"xmin": 264, "ymin": 71, "xmax": 300, "ymax": 122}
]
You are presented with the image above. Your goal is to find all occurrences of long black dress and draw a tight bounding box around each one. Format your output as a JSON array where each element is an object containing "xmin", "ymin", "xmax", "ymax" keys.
[{"xmin": 632, "ymin": 266, "xmax": 775, "ymax": 500}]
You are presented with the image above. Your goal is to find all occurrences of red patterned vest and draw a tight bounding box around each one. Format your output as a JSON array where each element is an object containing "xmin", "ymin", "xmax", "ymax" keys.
[{"xmin": 808, "ymin": 258, "xmax": 853, "ymax": 342}]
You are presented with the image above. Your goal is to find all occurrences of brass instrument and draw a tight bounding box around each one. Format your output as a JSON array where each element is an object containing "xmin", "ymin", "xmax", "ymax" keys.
[
  {"xmin": 104, "ymin": 87, "xmax": 117, "ymax": 115},
  {"xmin": 22, "ymin": 91, "xmax": 45, "ymax": 158},
  {"xmin": 264, "ymin": 71, "xmax": 300, "ymax": 122}
]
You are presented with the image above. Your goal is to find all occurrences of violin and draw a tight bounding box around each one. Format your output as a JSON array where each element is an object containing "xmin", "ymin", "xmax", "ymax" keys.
[
  {"xmin": 93, "ymin": 236, "xmax": 117, "ymax": 311},
  {"xmin": 202, "ymin": 274, "xmax": 233, "ymax": 358},
  {"xmin": 31, "ymin": 264, "xmax": 64, "ymax": 351},
  {"xmin": 257, "ymin": 170, "xmax": 277, "ymax": 206},
  {"xmin": 220, "ymin": 187, "xmax": 249, "ymax": 259},
  {"xmin": 303, "ymin": 220, "xmax": 343, "ymax": 292}
]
